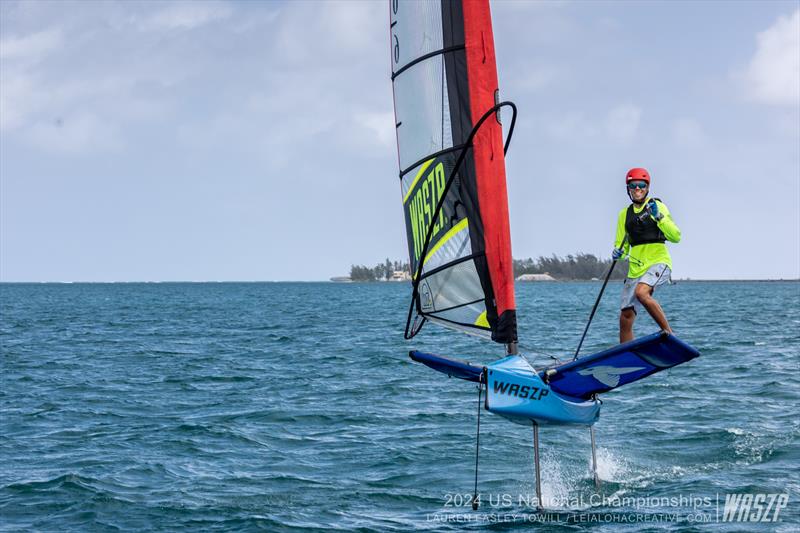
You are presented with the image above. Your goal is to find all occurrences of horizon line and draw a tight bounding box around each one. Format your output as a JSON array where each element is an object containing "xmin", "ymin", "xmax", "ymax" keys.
[{"xmin": 1, "ymin": 278, "xmax": 798, "ymax": 284}]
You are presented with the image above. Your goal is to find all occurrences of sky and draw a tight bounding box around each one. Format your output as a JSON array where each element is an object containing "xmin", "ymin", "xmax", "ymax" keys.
[{"xmin": 1, "ymin": 0, "xmax": 798, "ymax": 282}]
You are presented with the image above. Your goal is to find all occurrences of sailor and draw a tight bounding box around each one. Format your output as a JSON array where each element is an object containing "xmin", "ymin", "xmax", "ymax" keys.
[{"xmin": 613, "ymin": 168, "xmax": 681, "ymax": 343}]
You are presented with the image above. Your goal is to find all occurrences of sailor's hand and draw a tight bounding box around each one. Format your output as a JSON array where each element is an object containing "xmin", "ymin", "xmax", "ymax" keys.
[
  {"xmin": 647, "ymin": 199, "xmax": 663, "ymax": 221},
  {"xmin": 612, "ymin": 247, "xmax": 624, "ymax": 260}
]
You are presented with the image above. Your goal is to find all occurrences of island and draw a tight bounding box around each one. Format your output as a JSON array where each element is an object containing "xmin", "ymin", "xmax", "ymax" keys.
[{"xmin": 333, "ymin": 254, "xmax": 629, "ymax": 282}]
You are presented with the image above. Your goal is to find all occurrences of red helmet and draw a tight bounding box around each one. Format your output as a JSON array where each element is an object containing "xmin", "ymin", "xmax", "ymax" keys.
[{"xmin": 626, "ymin": 167, "xmax": 650, "ymax": 184}]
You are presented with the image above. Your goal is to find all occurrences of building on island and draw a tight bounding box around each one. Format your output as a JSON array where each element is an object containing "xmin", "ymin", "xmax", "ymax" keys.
[{"xmin": 516, "ymin": 273, "xmax": 556, "ymax": 282}]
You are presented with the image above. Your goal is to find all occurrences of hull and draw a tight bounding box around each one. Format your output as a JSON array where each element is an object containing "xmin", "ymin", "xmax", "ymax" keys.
[
  {"xmin": 409, "ymin": 351, "xmax": 600, "ymax": 425},
  {"xmin": 485, "ymin": 355, "xmax": 600, "ymax": 426},
  {"xmin": 409, "ymin": 331, "xmax": 700, "ymax": 425}
]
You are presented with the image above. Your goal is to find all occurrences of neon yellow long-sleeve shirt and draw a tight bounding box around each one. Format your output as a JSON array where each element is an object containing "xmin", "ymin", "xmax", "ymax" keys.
[{"xmin": 614, "ymin": 198, "xmax": 681, "ymax": 278}]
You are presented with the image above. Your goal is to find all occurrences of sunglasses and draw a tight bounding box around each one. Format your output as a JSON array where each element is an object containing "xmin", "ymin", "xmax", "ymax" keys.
[{"xmin": 627, "ymin": 181, "xmax": 648, "ymax": 190}]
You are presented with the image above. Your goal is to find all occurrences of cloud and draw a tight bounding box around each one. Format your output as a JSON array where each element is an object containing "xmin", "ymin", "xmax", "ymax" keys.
[
  {"xmin": 0, "ymin": 28, "xmax": 61, "ymax": 61},
  {"xmin": 0, "ymin": 28, "xmax": 63, "ymax": 130},
  {"xmin": 514, "ymin": 65, "xmax": 563, "ymax": 92},
  {"xmin": 671, "ymin": 118, "xmax": 707, "ymax": 148},
  {"xmin": 0, "ymin": 1, "xmax": 237, "ymax": 151},
  {"xmin": 23, "ymin": 113, "xmax": 121, "ymax": 154},
  {"xmin": 0, "ymin": 72, "xmax": 36, "ymax": 131},
  {"xmin": 355, "ymin": 112, "xmax": 396, "ymax": 149},
  {"xmin": 272, "ymin": 1, "xmax": 382, "ymax": 66},
  {"xmin": 0, "ymin": 0, "xmax": 392, "ymax": 161},
  {"xmin": 0, "ymin": 64, "xmax": 149, "ymax": 153},
  {"xmin": 139, "ymin": 1, "xmax": 232, "ymax": 31},
  {"xmin": 546, "ymin": 111, "xmax": 595, "ymax": 141},
  {"xmin": 499, "ymin": 0, "xmax": 569, "ymax": 12},
  {"xmin": 604, "ymin": 104, "xmax": 641, "ymax": 145},
  {"xmin": 543, "ymin": 104, "xmax": 641, "ymax": 146},
  {"xmin": 744, "ymin": 9, "xmax": 800, "ymax": 106}
]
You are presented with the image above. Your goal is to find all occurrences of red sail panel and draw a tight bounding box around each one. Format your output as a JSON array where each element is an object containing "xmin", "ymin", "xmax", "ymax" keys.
[{"xmin": 462, "ymin": 0, "xmax": 516, "ymax": 332}]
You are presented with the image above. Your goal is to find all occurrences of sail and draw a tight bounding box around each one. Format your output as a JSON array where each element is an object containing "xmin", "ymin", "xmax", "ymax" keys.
[{"xmin": 389, "ymin": 0, "xmax": 517, "ymax": 344}]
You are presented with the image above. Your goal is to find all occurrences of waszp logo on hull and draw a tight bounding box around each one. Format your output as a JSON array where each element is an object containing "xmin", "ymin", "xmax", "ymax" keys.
[{"xmin": 492, "ymin": 381, "xmax": 549, "ymax": 401}]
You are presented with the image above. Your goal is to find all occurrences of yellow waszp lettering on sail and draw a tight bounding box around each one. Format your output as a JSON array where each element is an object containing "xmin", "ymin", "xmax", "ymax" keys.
[{"xmin": 405, "ymin": 160, "xmax": 446, "ymax": 262}]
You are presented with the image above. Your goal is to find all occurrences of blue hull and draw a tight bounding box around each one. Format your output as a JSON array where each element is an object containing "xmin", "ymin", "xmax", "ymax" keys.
[
  {"xmin": 485, "ymin": 355, "xmax": 600, "ymax": 426},
  {"xmin": 409, "ymin": 331, "xmax": 699, "ymax": 426},
  {"xmin": 409, "ymin": 351, "xmax": 600, "ymax": 426}
]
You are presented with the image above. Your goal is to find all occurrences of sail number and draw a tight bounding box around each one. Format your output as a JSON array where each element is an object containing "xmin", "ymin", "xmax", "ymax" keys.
[
  {"xmin": 391, "ymin": 0, "xmax": 399, "ymax": 64},
  {"xmin": 408, "ymin": 162, "xmax": 447, "ymax": 262}
]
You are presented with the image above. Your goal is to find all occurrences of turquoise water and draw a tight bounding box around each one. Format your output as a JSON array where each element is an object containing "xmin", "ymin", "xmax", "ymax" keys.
[{"xmin": 1, "ymin": 281, "xmax": 798, "ymax": 531}]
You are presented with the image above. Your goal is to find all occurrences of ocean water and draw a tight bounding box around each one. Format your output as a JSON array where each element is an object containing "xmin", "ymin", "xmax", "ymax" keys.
[{"xmin": 1, "ymin": 281, "xmax": 798, "ymax": 531}]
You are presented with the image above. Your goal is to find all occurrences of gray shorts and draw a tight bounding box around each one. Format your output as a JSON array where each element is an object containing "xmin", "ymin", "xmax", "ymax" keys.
[{"xmin": 621, "ymin": 264, "xmax": 671, "ymax": 314}]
